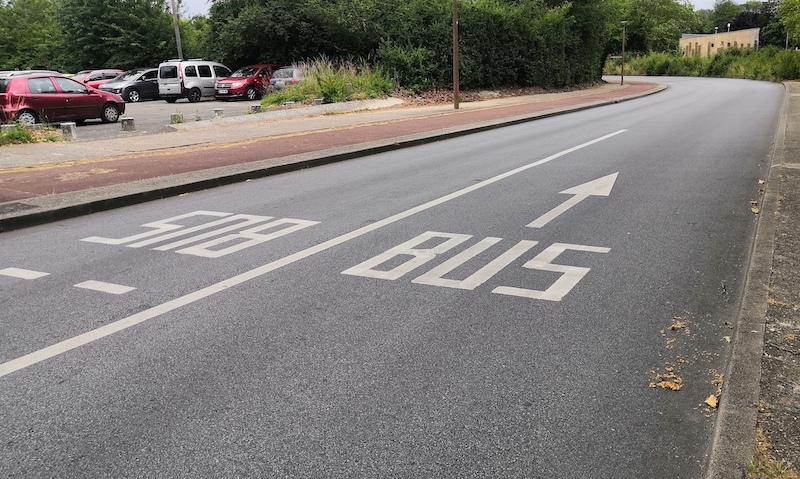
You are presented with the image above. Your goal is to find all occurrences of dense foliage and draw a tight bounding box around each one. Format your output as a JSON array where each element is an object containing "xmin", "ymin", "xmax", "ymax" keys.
[{"xmin": 604, "ymin": 47, "xmax": 800, "ymax": 79}]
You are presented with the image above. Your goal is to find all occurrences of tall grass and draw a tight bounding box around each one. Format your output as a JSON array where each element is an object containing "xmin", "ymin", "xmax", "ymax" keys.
[
  {"xmin": 0, "ymin": 123, "xmax": 34, "ymax": 146},
  {"xmin": 262, "ymin": 57, "xmax": 396, "ymax": 106},
  {"xmin": 604, "ymin": 47, "xmax": 800, "ymax": 82}
]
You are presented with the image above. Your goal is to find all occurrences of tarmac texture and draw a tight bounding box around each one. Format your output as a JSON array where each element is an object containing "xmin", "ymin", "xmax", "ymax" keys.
[{"xmin": 0, "ymin": 79, "xmax": 797, "ymax": 478}]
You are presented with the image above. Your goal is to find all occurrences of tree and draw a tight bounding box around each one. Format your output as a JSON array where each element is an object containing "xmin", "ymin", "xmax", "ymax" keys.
[
  {"xmin": 57, "ymin": 0, "xmax": 177, "ymax": 71},
  {"xmin": 780, "ymin": 0, "xmax": 800, "ymax": 44},
  {"xmin": 623, "ymin": 0, "xmax": 701, "ymax": 53},
  {"xmin": 0, "ymin": 0, "xmax": 62, "ymax": 70},
  {"xmin": 709, "ymin": 0, "xmax": 743, "ymax": 32}
]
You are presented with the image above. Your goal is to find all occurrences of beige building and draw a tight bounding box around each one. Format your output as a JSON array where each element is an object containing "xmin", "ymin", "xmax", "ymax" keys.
[{"xmin": 680, "ymin": 28, "xmax": 760, "ymax": 57}]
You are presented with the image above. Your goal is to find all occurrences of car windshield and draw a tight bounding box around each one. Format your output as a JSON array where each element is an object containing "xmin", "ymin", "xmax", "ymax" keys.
[
  {"xmin": 231, "ymin": 67, "xmax": 258, "ymax": 78},
  {"xmin": 118, "ymin": 70, "xmax": 145, "ymax": 80},
  {"xmin": 71, "ymin": 72, "xmax": 90, "ymax": 82}
]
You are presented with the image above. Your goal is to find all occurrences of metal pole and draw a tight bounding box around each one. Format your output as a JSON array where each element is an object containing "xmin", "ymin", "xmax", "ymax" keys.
[
  {"xmin": 621, "ymin": 21, "xmax": 626, "ymax": 86},
  {"xmin": 170, "ymin": 0, "xmax": 183, "ymax": 59},
  {"xmin": 452, "ymin": 0, "xmax": 459, "ymax": 110}
]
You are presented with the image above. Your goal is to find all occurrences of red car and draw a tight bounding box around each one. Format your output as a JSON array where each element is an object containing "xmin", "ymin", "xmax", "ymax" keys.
[
  {"xmin": 0, "ymin": 73, "xmax": 125, "ymax": 125},
  {"xmin": 71, "ymin": 69, "xmax": 125, "ymax": 89},
  {"xmin": 214, "ymin": 64, "xmax": 282, "ymax": 101}
]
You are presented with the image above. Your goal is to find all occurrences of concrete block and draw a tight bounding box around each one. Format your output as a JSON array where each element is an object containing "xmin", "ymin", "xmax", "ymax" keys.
[
  {"xmin": 60, "ymin": 122, "xmax": 77, "ymax": 139},
  {"xmin": 283, "ymin": 101, "xmax": 295, "ymax": 109},
  {"xmin": 1, "ymin": 124, "xmax": 15, "ymax": 133},
  {"xmin": 313, "ymin": 98, "xmax": 324, "ymax": 106},
  {"xmin": 170, "ymin": 112, "xmax": 184, "ymax": 124},
  {"xmin": 250, "ymin": 105, "xmax": 263, "ymax": 114},
  {"xmin": 121, "ymin": 117, "xmax": 136, "ymax": 131},
  {"xmin": 213, "ymin": 108, "xmax": 224, "ymax": 118}
]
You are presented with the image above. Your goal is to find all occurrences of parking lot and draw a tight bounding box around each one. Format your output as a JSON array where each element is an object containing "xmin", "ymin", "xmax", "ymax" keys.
[{"xmin": 72, "ymin": 96, "xmax": 263, "ymax": 141}]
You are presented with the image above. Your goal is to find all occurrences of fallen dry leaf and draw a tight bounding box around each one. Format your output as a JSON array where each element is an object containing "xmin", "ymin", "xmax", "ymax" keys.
[
  {"xmin": 751, "ymin": 207, "xmax": 760, "ymax": 214},
  {"xmin": 705, "ymin": 395, "xmax": 718, "ymax": 408}
]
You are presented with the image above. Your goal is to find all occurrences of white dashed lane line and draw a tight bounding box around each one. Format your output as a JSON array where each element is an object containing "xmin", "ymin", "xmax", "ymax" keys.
[
  {"xmin": 0, "ymin": 268, "xmax": 50, "ymax": 280},
  {"xmin": 74, "ymin": 280, "xmax": 137, "ymax": 295}
]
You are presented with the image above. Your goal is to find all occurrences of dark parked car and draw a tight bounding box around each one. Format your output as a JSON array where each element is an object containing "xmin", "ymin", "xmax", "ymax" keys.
[
  {"xmin": 71, "ymin": 69, "xmax": 125, "ymax": 89},
  {"xmin": 98, "ymin": 68, "xmax": 159, "ymax": 102},
  {"xmin": 0, "ymin": 73, "xmax": 125, "ymax": 125},
  {"xmin": 270, "ymin": 66, "xmax": 303, "ymax": 90},
  {"xmin": 215, "ymin": 64, "xmax": 282, "ymax": 101}
]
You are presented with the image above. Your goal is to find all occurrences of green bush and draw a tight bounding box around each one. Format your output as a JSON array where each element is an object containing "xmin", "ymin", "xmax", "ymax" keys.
[
  {"xmin": 0, "ymin": 123, "xmax": 34, "ymax": 146},
  {"xmin": 604, "ymin": 49, "xmax": 800, "ymax": 81},
  {"xmin": 261, "ymin": 58, "xmax": 396, "ymax": 106}
]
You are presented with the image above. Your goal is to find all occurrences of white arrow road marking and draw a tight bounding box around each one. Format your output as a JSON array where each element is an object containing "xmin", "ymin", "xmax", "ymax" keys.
[
  {"xmin": 527, "ymin": 172, "xmax": 619, "ymax": 228},
  {"xmin": 0, "ymin": 130, "xmax": 626, "ymax": 379},
  {"xmin": 0, "ymin": 268, "xmax": 50, "ymax": 280},
  {"xmin": 74, "ymin": 281, "xmax": 136, "ymax": 295}
]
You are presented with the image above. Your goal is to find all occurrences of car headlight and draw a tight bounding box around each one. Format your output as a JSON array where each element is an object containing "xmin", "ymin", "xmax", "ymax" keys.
[{"xmin": 231, "ymin": 81, "xmax": 245, "ymax": 88}]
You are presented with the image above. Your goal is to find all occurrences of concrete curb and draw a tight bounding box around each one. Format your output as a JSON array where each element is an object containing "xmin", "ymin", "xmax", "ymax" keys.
[
  {"xmin": 702, "ymin": 84, "xmax": 787, "ymax": 478},
  {"xmin": 0, "ymin": 82, "xmax": 667, "ymax": 233}
]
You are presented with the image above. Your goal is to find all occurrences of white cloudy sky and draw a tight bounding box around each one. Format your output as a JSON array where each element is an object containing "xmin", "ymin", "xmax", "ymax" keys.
[{"xmin": 180, "ymin": 0, "xmax": 722, "ymax": 18}]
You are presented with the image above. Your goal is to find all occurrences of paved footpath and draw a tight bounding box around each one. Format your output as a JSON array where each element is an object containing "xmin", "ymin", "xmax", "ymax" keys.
[{"xmin": 0, "ymin": 78, "xmax": 797, "ymax": 478}]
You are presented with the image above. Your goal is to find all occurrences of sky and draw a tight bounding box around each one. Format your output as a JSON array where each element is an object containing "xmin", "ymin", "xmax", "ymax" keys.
[
  {"xmin": 181, "ymin": 0, "xmax": 210, "ymax": 17},
  {"xmin": 178, "ymin": 0, "xmax": 724, "ymax": 17}
]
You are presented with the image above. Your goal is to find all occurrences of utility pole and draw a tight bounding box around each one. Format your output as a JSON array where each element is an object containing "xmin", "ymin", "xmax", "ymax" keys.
[
  {"xmin": 170, "ymin": 0, "xmax": 183, "ymax": 59},
  {"xmin": 621, "ymin": 21, "xmax": 627, "ymax": 86},
  {"xmin": 452, "ymin": 0, "xmax": 459, "ymax": 110}
]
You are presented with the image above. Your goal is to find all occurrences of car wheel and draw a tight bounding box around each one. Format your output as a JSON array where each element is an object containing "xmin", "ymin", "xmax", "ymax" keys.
[
  {"xmin": 15, "ymin": 109, "xmax": 38, "ymax": 126},
  {"xmin": 246, "ymin": 87, "xmax": 259, "ymax": 101},
  {"xmin": 165, "ymin": 97, "xmax": 177, "ymax": 103},
  {"xmin": 187, "ymin": 88, "xmax": 202, "ymax": 103},
  {"xmin": 126, "ymin": 89, "xmax": 141, "ymax": 103},
  {"xmin": 100, "ymin": 103, "xmax": 120, "ymax": 123}
]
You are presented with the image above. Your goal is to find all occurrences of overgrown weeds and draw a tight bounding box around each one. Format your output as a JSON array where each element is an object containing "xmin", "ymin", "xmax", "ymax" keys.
[
  {"xmin": 604, "ymin": 47, "xmax": 800, "ymax": 82},
  {"xmin": 261, "ymin": 57, "xmax": 396, "ymax": 107},
  {"xmin": 747, "ymin": 428, "xmax": 800, "ymax": 479},
  {"xmin": 0, "ymin": 123, "xmax": 61, "ymax": 146}
]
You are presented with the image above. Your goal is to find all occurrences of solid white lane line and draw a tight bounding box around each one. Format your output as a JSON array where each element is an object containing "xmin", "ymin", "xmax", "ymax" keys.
[
  {"xmin": 74, "ymin": 281, "xmax": 136, "ymax": 295},
  {"xmin": 0, "ymin": 130, "xmax": 627, "ymax": 378},
  {"xmin": 0, "ymin": 268, "xmax": 50, "ymax": 280}
]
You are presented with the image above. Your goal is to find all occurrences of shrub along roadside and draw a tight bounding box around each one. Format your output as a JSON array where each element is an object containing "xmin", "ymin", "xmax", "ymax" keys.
[
  {"xmin": 261, "ymin": 58, "xmax": 396, "ymax": 107},
  {"xmin": 0, "ymin": 123, "xmax": 61, "ymax": 146},
  {"xmin": 603, "ymin": 48, "xmax": 800, "ymax": 82}
]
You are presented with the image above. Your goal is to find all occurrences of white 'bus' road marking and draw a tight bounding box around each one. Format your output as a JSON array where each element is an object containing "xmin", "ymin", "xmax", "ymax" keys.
[
  {"xmin": 0, "ymin": 268, "xmax": 50, "ymax": 280},
  {"xmin": 74, "ymin": 281, "xmax": 137, "ymax": 295},
  {"xmin": 0, "ymin": 130, "xmax": 626, "ymax": 378}
]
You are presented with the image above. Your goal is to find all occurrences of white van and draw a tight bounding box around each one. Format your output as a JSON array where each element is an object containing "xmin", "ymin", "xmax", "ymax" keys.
[{"xmin": 158, "ymin": 59, "xmax": 232, "ymax": 103}]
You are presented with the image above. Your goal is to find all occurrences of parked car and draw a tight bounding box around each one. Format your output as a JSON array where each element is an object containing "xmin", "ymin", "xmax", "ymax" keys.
[
  {"xmin": 214, "ymin": 64, "xmax": 282, "ymax": 101},
  {"xmin": 98, "ymin": 67, "xmax": 159, "ymax": 102},
  {"xmin": 71, "ymin": 69, "xmax": 126, "ymax": 89},
  {"xmin": 0, "ymin": 70, "xmax": 64, "ymax": 77},
  {"xmin": 270, "ymin": 67, "xmax": 303, "ymax": 90},
  {"xmin": 0, "ymin": 72, "xmax": 125, "ymax": 125},
  {"xmin": 158, "ymin": 58, "xmax": 232, "ymax": 103}
]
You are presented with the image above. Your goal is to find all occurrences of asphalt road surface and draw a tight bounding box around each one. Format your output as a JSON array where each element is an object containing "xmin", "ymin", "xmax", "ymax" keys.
[
  {"xmin": 0, "ymin": 77, "xmax": 784, "ymax": 478},
  {"xmin": 74, "ymin": 96, "xmax": 260, "ymax": 141}
]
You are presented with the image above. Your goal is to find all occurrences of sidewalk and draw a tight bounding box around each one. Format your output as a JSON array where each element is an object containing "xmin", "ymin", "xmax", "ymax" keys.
[{"xmin": 0, "ymin": 78, "xmax": 796, "ymax": 477}]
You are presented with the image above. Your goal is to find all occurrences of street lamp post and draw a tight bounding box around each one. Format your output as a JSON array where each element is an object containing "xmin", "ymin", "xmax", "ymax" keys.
[
  {"xmin": 621, "ymin": 21, "xmax": 627, "ymax": 86},
  {"xmin": 727, "ymin": 23, "xmax": 731, "ymax": 32}
]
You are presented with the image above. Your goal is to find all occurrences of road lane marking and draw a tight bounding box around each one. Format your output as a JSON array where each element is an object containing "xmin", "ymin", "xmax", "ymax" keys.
[
  {"xmin": 0, "ymin": 130, "xmax": 626, "ymax": 378},
  {"xmin": 527, "ymin": 172, "xmax": 619, "ymax": 228},
  {"xmin": 0, "ymin": 268, "xmax": 50, "ymax": 280},
  {"xmin": 74, "ymin": 281, "xmax": 136, "ymax": 295}
]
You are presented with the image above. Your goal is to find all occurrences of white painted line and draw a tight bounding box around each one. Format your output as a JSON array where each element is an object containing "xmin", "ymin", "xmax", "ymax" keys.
[
  {"xmin": 74, "ymin": 280, "xmax": 136, "ymax": 295},
  {"xmin": 0, "ymin": 268, "xmax": 50, "ymax": 280},
  {"xmin": 0, "ymin": 130, "xmax": 627, "ymax": 378},
  {"xmin": 527, "ymin": 172, "xmax": 619, "ymax": 228}
]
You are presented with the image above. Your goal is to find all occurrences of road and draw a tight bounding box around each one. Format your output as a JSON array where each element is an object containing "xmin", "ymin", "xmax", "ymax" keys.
[{"xmin": 0, "ymin": 77, "xmax": 784, "ymax": 478}]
